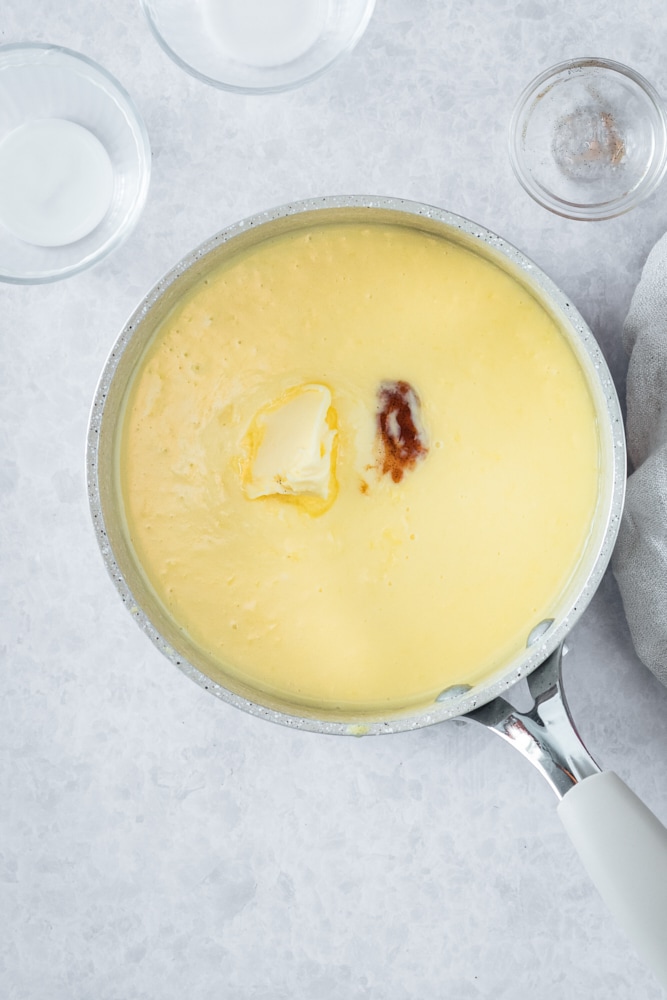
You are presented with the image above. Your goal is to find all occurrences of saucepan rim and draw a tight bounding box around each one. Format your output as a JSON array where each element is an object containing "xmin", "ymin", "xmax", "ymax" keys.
[{"xmin": 86, "ymin": 194, "xmax": 626, "ymax": 735}]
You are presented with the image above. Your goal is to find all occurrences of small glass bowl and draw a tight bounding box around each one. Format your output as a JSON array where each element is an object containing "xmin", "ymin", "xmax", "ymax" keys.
[
  {"xmin": 140, "ymin": 0, "xmax": 376, "ymax": 94},
  {"xmin": 509, "ymin": 57, "xmax": 667, "ymax": 221},
  {"xmin": 0, "ymin": 43, "xmax": 151, "ymax": 284}
]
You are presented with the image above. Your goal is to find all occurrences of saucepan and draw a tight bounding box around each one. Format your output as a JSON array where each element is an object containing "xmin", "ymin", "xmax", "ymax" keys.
[{"xmin": 87, "ymin": 196, "xmax": 667, "ymax": 987}]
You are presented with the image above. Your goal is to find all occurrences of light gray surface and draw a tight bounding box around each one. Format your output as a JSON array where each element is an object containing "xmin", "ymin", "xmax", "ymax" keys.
[{"xmin": 2, "ymin": 2, "xmax": 667, "ymax": 998}]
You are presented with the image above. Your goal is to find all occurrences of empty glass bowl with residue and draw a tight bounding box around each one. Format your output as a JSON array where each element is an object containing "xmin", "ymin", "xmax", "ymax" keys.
[
  {"xmin": 509, "ymin": 57, "xmax": 667, "ymax": 220},
  {"xmin": 140, "ymin": 0, "xmax": 376, "ymax": 94}
]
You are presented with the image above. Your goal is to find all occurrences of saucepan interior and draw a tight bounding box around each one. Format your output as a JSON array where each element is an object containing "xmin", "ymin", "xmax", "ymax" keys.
[{"xmin": 87, "ymin": 196, "xmax": 626, "ymax": 735}]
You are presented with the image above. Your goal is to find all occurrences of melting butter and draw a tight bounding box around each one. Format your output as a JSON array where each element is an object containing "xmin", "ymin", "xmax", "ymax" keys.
[{"xmin": 244, "ymin": 384, "xmax": 337, "ymax": 501}]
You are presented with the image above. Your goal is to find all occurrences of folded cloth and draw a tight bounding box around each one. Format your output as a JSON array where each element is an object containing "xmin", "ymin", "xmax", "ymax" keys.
[{"xmin": 612, "ymin": 231, "xmax": 667, "ymax": 687}]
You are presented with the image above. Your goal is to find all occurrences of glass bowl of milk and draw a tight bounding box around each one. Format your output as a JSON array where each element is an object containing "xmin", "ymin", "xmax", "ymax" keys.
[
  {"xmin": 140, "ymin": 0, "xmax": 376, "ymax": 93},
  {"xmin": 0, "ymin": 44, "xmax": 151, "ymax": 283}
]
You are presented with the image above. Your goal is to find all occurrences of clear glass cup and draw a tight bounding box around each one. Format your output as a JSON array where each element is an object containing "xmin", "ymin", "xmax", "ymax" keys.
[
  {"xmin": 509, "ymin": 57, "xmax": 667, "ymax": 221},
  {"xmin": 140, "ymin": 0, "xmax": 376, "ymax": 94},
  {"xmin": 0, "ymin": 43, "xmax": 151, "ymax": 283}
]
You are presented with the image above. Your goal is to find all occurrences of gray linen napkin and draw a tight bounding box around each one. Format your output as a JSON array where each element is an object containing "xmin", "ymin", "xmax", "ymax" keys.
[{"xmin": 612, "ymin": 232, "xmax": 667, "ymax": 687}]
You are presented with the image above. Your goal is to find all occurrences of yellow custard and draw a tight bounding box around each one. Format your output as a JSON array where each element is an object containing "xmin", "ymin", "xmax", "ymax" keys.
[{"xmin": 118, "ymin": 222, "xmax": 600, "ymax": 714}]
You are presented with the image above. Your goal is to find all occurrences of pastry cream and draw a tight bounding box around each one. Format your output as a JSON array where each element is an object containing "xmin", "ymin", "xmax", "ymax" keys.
[{"xmin": 118, "ymin": 222, "xmax": 601, "ymax": 714}]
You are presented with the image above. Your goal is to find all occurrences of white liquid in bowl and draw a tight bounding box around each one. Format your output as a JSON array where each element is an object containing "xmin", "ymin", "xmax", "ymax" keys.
[
  {"xmin": 0, "ymin": 119, "xmax": 114, "ymax": 247},
  {"xmin": 203, "ymin": 0, "xmax": 328, "ymax": 67}
]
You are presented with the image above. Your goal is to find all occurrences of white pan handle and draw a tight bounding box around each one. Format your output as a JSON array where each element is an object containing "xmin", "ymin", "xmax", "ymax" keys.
[
  {"xmin": 466, "ymin": 646, "xmax": 667, "ymax": 986},
  {"xmin": 558, "ymin": 770, "xmax": 667, "ymax": 988}
]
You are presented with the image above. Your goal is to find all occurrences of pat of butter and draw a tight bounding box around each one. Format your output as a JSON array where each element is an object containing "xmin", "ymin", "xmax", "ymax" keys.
[{"xmin": 245, "ymin": 384, "xmax": 336, "ymax": 500}]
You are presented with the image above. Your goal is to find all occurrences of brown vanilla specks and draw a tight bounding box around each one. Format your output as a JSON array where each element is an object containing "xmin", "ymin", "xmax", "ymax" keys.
[{"xmin": 376, "ymin": 380, "xmax": 428, "ymax": 482}]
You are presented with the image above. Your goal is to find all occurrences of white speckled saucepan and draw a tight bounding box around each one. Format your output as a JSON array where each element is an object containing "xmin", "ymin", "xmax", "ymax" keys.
[{"xmin": 87, "ymin": 196, "xmax": 667, "ymax": 987}]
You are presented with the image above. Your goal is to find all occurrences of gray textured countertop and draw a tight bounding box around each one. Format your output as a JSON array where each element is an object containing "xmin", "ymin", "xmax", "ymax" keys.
[{"xmin": 3, "ymin": 2, "xmax": 667, "ymax": 998}]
